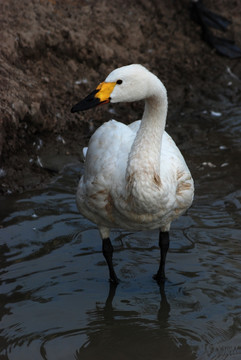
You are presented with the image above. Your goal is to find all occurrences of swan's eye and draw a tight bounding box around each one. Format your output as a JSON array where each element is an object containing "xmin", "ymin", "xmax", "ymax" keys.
[{"xmin": 116, "ymin": 79, "xmax": 122, "ymax": 85}]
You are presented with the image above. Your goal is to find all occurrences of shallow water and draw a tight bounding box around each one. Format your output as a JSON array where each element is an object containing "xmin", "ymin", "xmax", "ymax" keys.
[{"xmin": 1, "ymin": 90, "xmax": 241, "ymax": 359}]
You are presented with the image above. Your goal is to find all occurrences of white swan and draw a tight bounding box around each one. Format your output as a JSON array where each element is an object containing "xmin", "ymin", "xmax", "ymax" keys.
[{"xmin": 71, "ymin": 64, "xmax": 194, "ymax": 284}]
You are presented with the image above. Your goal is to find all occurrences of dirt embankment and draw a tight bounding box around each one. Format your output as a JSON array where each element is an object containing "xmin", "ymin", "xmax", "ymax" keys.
[{"xmin": 0, "ymin": 0, "xmax": 240, "ymax": 194}]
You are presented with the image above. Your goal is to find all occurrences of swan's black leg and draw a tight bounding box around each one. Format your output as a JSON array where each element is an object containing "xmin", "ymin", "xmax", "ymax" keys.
[
  {"xmin": 153, "ymin": 231, "xmax": 169, "ymax": 283},
  {"xmin": 102, "ymin": 238, "xmax": 119, "ymax": 284}
]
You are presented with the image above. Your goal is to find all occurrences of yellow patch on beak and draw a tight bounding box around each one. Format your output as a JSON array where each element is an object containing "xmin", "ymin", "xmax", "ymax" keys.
[{"xmin": 95, "ymin": 82, "xmax": 116, "ymax": 103}]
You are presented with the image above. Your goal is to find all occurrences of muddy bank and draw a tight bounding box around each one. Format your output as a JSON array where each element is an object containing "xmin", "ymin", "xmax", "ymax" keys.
[{"xmin": 0, "ymin": 0, "xmax": 240, "ymax": 194}]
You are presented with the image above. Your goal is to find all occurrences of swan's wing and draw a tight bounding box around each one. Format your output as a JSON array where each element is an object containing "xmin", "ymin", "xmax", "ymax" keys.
[
  {"xmin": 128, "ymin": 120, "xmax": 141, "ymax": 132},
  {"xmin": 82, "ymin": 120, "xmax": 141, "ymax": 169},
  {"xmin": 77, "ymin": 119, "xmax": 139, "ymax": 229},
  {"xmin": 84, "ymin": 119, "xmax": 136, "ymax": 187},
  {"xmin": 161, "ymin": 131, "xmax": 194, "ymax": 211}
]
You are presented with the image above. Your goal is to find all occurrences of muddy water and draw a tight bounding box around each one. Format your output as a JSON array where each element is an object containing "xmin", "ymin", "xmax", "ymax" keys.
[{"xmin": 1, "ymin": 89, "xmax": 241, "ymax": 360}]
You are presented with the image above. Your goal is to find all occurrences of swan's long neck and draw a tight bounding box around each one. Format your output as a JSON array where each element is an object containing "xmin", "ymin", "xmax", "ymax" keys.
[{"xmin": 126, "ymin": 85, "xmax": 168, "ymax": 212}]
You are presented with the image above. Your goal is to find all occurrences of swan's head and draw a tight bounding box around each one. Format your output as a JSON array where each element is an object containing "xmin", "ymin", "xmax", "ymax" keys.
[{"xmin": 71, "ymin": 64, "xmax": 166, "ymax": 113}]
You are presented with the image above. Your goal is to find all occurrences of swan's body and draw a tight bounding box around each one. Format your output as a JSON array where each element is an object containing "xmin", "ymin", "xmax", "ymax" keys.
[
  {"xmin": 77, "ymin": 121, "xmax": 192, "ymax": 234},
  {"xmin": 71, "ymin": 64, "xmax": 194, "ymax": 284}
]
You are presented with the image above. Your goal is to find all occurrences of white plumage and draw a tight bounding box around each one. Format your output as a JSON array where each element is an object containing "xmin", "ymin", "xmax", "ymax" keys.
[{"xmin": 71, "ymin": 64, "xmax": 194, "ymax": 284}]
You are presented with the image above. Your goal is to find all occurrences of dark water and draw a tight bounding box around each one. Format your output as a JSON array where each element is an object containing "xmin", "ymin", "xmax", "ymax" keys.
[{"xmin": 1, "ymin": 87, "xmax": 241, "ymax": 359}]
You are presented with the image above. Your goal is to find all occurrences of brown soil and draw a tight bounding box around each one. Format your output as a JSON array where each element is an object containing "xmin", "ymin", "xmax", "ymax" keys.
[{"xmin": 0, "ymin": 0, "xmax": 240, "ymax": 194}]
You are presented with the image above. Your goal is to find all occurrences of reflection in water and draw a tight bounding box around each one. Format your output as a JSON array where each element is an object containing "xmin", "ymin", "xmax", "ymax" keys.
[
  {"xmin": 0, "ymin": 94, "xmax": 241, "ymax": 359},
  {"xmin": 75, "ymin": 283, "xmax": 195, "ymax": 360}
]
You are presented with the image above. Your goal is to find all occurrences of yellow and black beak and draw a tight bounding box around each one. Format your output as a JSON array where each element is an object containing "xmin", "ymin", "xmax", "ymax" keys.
[{"xmin": 71, "ymin": 81, "xmax": 116, "ymax": 113}]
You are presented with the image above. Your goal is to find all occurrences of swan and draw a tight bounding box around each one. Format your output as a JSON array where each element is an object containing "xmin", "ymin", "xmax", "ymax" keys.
[{"xmin": 71, "ymin": 64, "xmax": 194, "ymax": 284}]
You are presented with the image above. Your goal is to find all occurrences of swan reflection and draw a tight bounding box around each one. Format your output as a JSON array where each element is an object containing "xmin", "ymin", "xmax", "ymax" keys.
[{"xmin": 75, "ymin": 283, "xmax": 195, "ymax": 360}]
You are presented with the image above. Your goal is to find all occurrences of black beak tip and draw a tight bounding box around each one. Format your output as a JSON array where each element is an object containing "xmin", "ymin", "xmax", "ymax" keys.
[
  {"xmin": 71, "ymin": 102, "xmax": 86, "ymax": 113},
  {"xmin": 71, "ymin": 89, "xmax": 101, "ymax": 113},
  {"xmin": 70, "ymin": 106, "xmax": 77, "ymax": 113}
]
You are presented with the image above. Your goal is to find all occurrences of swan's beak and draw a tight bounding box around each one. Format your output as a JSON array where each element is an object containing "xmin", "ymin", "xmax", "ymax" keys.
[{"xmin": 71, "ymin": 82, "xmax": 116, "ymax": 112}]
